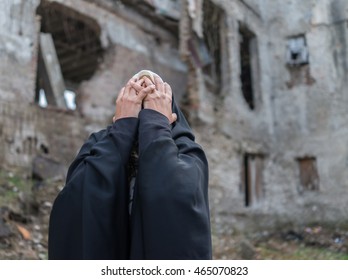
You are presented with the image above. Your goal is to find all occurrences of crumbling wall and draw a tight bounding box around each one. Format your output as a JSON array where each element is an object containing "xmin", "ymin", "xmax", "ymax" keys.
[
  {"xmin": 0, "ymin": 0, "xmax": 187, "ymax": 176},
  {"xmin": 261, "ymin": 0, "xmax": 348, "ymax": 225},
  {"xmin": 180, "ymin": 0, "xmax": 348, "ymax": 234},
  {"xmin": 0, "ymin": 0, "xmax": 40, "ymax": 103},
  {"xmin": 0, "ymin": 101, "xmax": 84, "ymax": 172},
  {"xmin": 180, "ymin": 0, "xmax": 274, "ymax": 234},
  {"xmin": 37, "ymin": 0, "xmax": 187, "ymax": 128},
  {"xmin": 46, "ymin": 0, "xmax": 187, "ymax": 127}
]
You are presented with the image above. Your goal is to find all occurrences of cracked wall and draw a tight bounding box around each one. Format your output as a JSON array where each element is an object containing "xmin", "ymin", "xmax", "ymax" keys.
[
  {"xmin": 0, "ymin": 0, "xmax": 186, "ymax": 172},
  {"xmin": 180, "ymin": 0, "xmax": 348, "ymax": 234}
]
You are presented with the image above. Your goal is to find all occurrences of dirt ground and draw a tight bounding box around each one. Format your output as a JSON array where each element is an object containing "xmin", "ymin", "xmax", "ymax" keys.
[
  {"xmin": 0, "ymin": 169, "xmax": 61, "ymax": 259},
  {"xmin": 213, "ymin": 227, "xmax": 348, "ymax": 260},
  {"xmin": 0, "ymin": 169, "xmax": 347, "ymax": 260}
]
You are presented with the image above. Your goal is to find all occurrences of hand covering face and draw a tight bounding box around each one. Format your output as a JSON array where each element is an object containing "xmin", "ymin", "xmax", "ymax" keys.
[{"xmin": 48, "ymin": 71, "xmax": 212, "ymax": 260}]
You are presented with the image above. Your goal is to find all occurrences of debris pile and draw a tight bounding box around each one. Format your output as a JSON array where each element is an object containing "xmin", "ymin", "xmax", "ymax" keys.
[{"xmin": 0, "ymin": 170, "xmax": 62, "ymax": 259}]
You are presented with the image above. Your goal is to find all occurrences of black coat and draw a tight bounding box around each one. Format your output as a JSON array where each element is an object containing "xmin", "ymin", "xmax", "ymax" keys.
[{"xmin": 48, "ymin": 100, "xmax": 212, "ymax": 259}]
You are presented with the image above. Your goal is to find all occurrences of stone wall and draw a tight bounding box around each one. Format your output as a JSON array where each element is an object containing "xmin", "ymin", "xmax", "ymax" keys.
[
  {"xmin": 49, "ymin": 0, "xmax": 187, "ymax": 126},
  {"xmin": 0, "ymin": 101, "xmax": 84, "ymax": 171},
  {"xmin": 181, "ymin": 0, "xmax": 348, "ymax": 233},
  {"xmin": 0, "ymin": 0, "xmax": 186, "ymax": 176},
  {"xmin": 261, "ymin": 0, "xmax": 348, "ymax": 226},
  {"xmin": 0, "ymin": 0, "xmax": 40, "ymax": 104}
]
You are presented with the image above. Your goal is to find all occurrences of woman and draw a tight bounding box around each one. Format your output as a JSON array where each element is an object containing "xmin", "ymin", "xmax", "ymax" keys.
[{"xmin": 48, "ymin": 71, "xmax": 212, "ymax": 260}]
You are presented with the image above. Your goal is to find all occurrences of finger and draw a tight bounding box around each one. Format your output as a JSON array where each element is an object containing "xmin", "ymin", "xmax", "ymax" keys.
[
  {"xmin": 130, "ymin": 78, "xmax": 145, "ymax": 92},
  {"xmin": 135, "ymin": 78, "xmax": 144, "ymax": 86},
  {"xmin": 112, "ymin": 116, "xmax": 116, "ymax": 123},
  {"xmin": 116, "ymin": 87, "xmax": 125, "ymax": 103},
  {"xmin": 130, "ymin": 81, "xmax": 145, "ymax": 92},
  {"xmin": 154, "ymin": 75, "xmax": 164, "ymax": 92},
  {"xmin": 170, "ymin": 113, "xmax": 177, "ymax": 124},
  {"xmin": 153, "ymin": 73, "xmax": 163, "ymax": 83},
  {"xmin": 130, "ymin": 86, "xmax": 136, "ymax": 96},
  {"xmin": 143, "ymin": 76, "xmax": 154, "ymax": 87},
  {"xmin": 124, "ymin": 82, "xmax": 132, "ymax": 96},
  {"xmin": 128, "ymin": 79, "xmax": 140, "ymax": 96},
  {"xmin": 164, "ymin": 82, "xmax": 172, "ymax": 97},
  {"xmin": 138, "ymin": 84, "xmax": 155, "ymax": 100}
]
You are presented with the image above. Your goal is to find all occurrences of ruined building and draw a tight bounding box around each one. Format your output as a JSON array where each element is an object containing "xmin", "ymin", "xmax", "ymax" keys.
[
  {"xmin": 0, "ymin": 0, "xmax": 186, "ymax": 172},
  {"xmin": 1, "ymin": 0, "xmax": 348, "ymax": 241},
  {"xmin": 180, "ymin": 0, "xmax": 348, "ymax": 234}
]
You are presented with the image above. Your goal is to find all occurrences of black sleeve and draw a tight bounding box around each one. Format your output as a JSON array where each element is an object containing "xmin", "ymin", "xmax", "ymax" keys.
[
  {"xmin": 130, "ymin": 109, "xmax": 212, "ymax": 260},
  {"xmin": 48, "ymin": 118, "xmax": 138, "ymax": 260}
]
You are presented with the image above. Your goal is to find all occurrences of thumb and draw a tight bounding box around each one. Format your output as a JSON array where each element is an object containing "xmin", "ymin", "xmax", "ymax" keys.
[{"xmin": 170, "ymin": 113, "xmax": 177, "ymax": 124}]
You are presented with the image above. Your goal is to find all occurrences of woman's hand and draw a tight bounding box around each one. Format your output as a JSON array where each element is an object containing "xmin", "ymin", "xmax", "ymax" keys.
[
  {"xmin": 113, "ymin": 77, "xmax": 155, "ymax": 122},
  {"xmin": 131, "ymin": 75, "xmax": 177, "ymax": 124}
]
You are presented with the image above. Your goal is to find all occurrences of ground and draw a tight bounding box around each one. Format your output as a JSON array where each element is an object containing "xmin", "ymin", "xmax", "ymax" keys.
[{"xmin": 0, "ymin": 169, "xmax": 347, "ymax": 260}]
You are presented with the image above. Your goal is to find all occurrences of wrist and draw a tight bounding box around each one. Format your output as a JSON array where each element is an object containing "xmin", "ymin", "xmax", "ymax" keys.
[{"xmin": 114, "ymin": 107, "xmax": 141, "ymax": 121}]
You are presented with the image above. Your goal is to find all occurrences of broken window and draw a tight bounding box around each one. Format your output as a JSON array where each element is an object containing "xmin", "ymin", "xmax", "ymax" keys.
[
  {"xmin": 188, "ymin": 34, "xmax": 212, "ymax": 68},
  {"xmin": 285, "ymin": 35, "xmax": 314, "ymax": 88},
  {"xmin": 35, "ymin": 1, "xmax": 103, "ymax": 109},
  {"xmin": 64, "ymin": 90, "xmax": 76, "ymax": 110},
  {"xmin": 239, "ymin": 22, "xmax": 259, "ymax": 110},
  {"xmin": 35, "ymin": 32, "xmax": 67, "ymax": 108},
  {"xmin": 286, "ymin": 35, "xmax": 309, "ymax": 66},
  {"xmin": 241, "ymin": 154, "xmax": 264, "ymax": 207},
  {"xmin": 38, "ymin": 89, "xmax": 48, "ymax": 108},
  {"xmin": 297, "ymin": 157, "xmax": 319, "ymax": 192},
  {"xmin": 201, "ymin": 0, "xmax": 226, "ymax": 95}
]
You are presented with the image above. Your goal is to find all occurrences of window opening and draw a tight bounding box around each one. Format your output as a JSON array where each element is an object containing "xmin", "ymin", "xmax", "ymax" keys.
[
  {"xmin": 64, "ymin": 90, "xmax": 76, "ymax": 110},
  {"xmin": 35, "ymin": 1, "xmax": 103, "ymax": 109},
  {"xmin": 202, "ymin": 0, "xmax": 224, "ymax": 95},
  {"xmin": 241, "ymin": 154, "xmax": 264, "ymax": 207},
  {"xmin": 239, "ymin": 23, "xmax": 257, "ymax": 110},
  {"xmin": 285, "ymin": 35, "xmax": 314, "ymax": 88},
  {"xmin": 297, "ymin": 157, "xmax": 319, "ymax": 192},
  {"xmin": 38, "ymin": 89, "xmax": 48, "ymax": 108},
  {"xmin": 286, "ymin": 35, "xmax": 309, "ymax": 66}
]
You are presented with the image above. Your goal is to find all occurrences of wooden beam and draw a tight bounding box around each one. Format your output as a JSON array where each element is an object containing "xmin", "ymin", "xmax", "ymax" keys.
[{"xmin": 39, "ymin": 33, "xmax": 67, "ymax": 108}]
